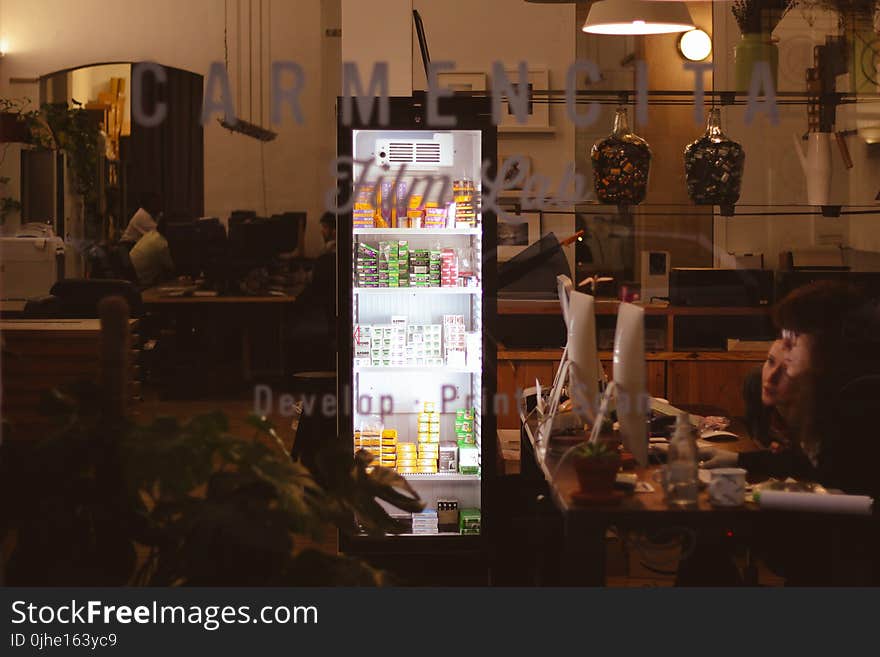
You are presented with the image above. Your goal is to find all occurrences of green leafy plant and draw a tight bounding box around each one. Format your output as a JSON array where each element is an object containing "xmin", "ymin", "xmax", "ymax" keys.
[
  {"xmin": 0, "ymin": 196, "xmax": 21, "ymax": 224},
  {"xmin": 0, "ymin": 381, "xmax": 424, "ymax": 586},
  {"xmin": 2, "ymin": 97, "xmax": 102, "ymax": 237},
  {"xmin": 574, "ymin": 439, "xmax": 619, "ymax": 462},
  {"xmin": 32, "ymin": 101, "xmax": 101, "ymax": 204}
]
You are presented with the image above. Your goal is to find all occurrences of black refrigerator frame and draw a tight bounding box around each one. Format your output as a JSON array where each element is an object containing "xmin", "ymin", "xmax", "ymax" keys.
[{"xmin": 336, "ymin": 93, "xmax": 498, "ymax": 558}]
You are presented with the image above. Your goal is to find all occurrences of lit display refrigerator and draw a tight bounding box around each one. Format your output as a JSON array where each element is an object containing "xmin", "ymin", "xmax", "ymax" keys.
[{"xmin": 337, "ymin": 95, "xmax": 497, "ymax": 556}]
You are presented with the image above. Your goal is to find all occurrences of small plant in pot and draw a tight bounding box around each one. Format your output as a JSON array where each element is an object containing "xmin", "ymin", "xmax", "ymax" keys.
[{"xmin": 572, "ymin": 439, "xmax": 622, "ymax": 500}]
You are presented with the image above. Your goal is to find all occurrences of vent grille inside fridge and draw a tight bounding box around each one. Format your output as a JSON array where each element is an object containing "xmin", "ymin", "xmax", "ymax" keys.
[{"xmin": 375, "ymin": 135, "xmax": 453, "ymax": 168}]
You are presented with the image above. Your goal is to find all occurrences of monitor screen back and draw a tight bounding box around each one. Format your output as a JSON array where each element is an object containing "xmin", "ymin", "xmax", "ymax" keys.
[{"xmin": 613, "ymin": 302, "xmax": 648, "ymax": 465}]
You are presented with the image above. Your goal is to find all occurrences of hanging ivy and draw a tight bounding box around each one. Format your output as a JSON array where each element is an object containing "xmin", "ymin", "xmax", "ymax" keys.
[{"xmin": 31, "ymin": 101, "xmax": 101, "ymax": 205}]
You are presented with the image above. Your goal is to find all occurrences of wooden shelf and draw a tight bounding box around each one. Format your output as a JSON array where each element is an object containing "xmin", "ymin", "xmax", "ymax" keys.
[
  {"xmin": 497, "ymin": 298, "xmax": 771, "ymax": 316},
  {"xmin": 498, "ymin": 348, "xmax": 768, "ymax": 362},
  {"xmin": 498, "ymin": 126, "xmax": 557, "ymax": 135}
]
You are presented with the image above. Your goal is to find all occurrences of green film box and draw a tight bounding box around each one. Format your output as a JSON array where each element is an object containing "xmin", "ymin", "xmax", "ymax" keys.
[
  {"xmin": 457, "ymin": 440, "xmax": 479, "ymax": 474},
  {"xmin": 459, "ymin": 508, "xmax": 481, "ymax": 534}
]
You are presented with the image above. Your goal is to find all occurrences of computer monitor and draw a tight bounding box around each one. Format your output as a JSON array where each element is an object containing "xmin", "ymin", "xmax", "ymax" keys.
[
  {"xmin": 192, "ymin": 217, "xmax": 228, "ymax": 282},
  {"xmin": 230, "ymin": 209, "xmax": 257, "ymax": 224},
  {"xmin": 164, "ymin": 220, "xmax": 196, "ymax": 278},
  {"xmin": 228, "ymin": 216, "xmax": 277, "ymax": 266},
  {"xmin": 557, "ymin": 274, "xmax": 573, "ymax": 329},
  {"xmin": 612, "ymin": 302, "xmax": 649, "ymax": 466},
  {"xmin": 567, "ymin": 290, "xmax": 600, "ymax": 424},
  {"xmin": 274, "ymin": 212, "xmax": 305, "ymax": 253}
]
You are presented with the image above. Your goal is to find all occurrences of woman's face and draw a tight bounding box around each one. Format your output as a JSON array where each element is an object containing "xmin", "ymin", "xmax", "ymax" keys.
[
  {"xmin": 762, "ymin": 340, "xmax": 793, "ymax": 407},
  {"xmin": 781, "ymin": 329, "xmax": 814, "ymax": 380}
]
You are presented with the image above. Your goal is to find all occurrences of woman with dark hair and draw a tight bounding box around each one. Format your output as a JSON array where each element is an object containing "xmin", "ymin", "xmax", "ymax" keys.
[
  {"xmin": 698, "ymin": 280, "xmax": 879, "ymax": 585},
  {"xmin": 704, "ymin": 280, "xmax": 880, "ymax": 493},
  {"xmin": 742, "ymin": 339, "xmax": 798, "ymax": 450},
  {"xmin": 771, "ymin": 281, "xmax": 880, "ymax": 493}
]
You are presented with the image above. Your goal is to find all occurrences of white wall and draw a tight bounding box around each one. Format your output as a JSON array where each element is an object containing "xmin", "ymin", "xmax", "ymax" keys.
[
  {"xmin": 411, "ymin": 0, "xmax": 577, "ymax": 272},
  {"xmin": 711, "ymin": 4, "xmax": 880, "ymax": 266},
  {"xmin": 342, "ymin": 0, "xmax": 411, "ymax": 96},
  {"xmin": 0, "ymin": 0, "xmax": 337, "ymax": 255}
]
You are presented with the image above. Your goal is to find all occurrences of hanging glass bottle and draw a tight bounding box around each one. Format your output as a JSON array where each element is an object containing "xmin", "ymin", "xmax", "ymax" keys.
[
  {"xmin": 590, "ymin": 106, "xmax": 651, "ymax": 206},
  {"xmin": 684, "ymin": 108, "xmax": 745, "ymax": 216}
]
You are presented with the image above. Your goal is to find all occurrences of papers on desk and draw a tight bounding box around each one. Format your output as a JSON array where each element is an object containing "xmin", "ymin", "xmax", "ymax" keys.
[
  {"xmin": 756, "ymin": 490, "xmax": 874, "ymax": 515},
  {"xmin": 649, "ymin": 438, "xmax": 717, "ymax": 460},
  {"xmin": 700, "ymin": 429, "xmax": 739, "ymax": 442},
  {"xmin": 157, "ymin": 286, "xmax": 198, "ymax": 297},
  {"xmin": 650, "ymin": 397, "xmax": 703, "ymax": 427}
]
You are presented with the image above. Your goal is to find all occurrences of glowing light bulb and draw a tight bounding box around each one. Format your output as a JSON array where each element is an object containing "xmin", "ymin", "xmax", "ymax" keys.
[{"xmin": 678, "ymin": 29, "xmax": 712, "ymax": 62}]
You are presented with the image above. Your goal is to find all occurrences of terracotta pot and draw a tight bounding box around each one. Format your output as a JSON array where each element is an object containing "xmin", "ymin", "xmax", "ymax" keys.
[{"xmin": 573, "ymin": 454, "xmax": 621, "ymax": 495}]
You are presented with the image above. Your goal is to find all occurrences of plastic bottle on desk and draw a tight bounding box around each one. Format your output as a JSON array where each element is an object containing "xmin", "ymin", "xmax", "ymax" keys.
[{"xmin": 666, "ymin": 412, "xmax": 698, "ymax": 508}]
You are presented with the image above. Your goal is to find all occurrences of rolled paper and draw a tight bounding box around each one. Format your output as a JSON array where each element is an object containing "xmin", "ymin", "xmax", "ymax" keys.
[{"xmin": 757, "ymin": 490, "xmax": 874, "ymax": 516}]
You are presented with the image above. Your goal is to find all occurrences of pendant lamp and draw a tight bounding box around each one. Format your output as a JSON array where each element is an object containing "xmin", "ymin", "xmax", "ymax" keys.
[{"xmin": 582, "ymin": 0, "xmax": 695, "ymax": 35}]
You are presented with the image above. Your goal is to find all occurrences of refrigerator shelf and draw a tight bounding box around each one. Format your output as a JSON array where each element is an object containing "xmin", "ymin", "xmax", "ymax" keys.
[
  {"xmin": 354, "ymin": 228, "xmax": 481, "ymax": 236},
  {"xmin": 354, "ymin": 287, "xmax": 480, "ymax": 295},
  {"xmin": 357, "ymin": 531, "xmax": 474, "ymax": 538},
  {"xmin": 355, "ymin": 365, "xmax": 479, "ymax": 375},
  {"xmin": 401, "ymin": 473, "xmax": 481, "ymax": 482}
]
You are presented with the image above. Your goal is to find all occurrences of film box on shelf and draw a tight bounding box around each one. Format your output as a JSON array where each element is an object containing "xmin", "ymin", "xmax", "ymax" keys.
[
  {"xmin": 457, "ymin": 440, "xmax": 479, "ymax": 475},
  {"xmin": 459, "ymin": 508, "xmax": 481, "ymax": 535},
  {"xmin": 437, "ymin": 499, "xmax": 459, "ymax": 532},
  {"xmin": 439, "ymin": 442, "xmax": 458, "ymax": 472}
]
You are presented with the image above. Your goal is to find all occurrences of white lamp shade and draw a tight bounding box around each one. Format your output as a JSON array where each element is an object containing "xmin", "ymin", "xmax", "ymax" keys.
[{"xmin": 582, "ymin": 0, "xmax": 695, "ymax": 35}]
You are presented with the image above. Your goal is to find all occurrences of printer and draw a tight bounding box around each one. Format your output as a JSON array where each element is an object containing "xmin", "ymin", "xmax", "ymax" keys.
[
  {"xmin": 669, "ymin": 268, "xmax": 775, "ymax": 307},
  {"xmin": 0, "ymin": 223, "xmax": 65, "ymax": 300}
]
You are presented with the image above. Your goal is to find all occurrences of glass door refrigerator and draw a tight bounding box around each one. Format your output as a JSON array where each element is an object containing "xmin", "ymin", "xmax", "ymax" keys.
[{"xmin": 337, "ymin": 94, "xmax": 497, "ymax": 560}]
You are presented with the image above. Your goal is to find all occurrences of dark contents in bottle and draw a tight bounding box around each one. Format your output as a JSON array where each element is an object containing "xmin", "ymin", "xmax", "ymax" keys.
[
  {"xmin": 684, "ymin": 136, "xmax": 745, "ymax": 208},
  {"xmin": 591, "ymin": 134, "xmax": 651, "ymax": 205}
]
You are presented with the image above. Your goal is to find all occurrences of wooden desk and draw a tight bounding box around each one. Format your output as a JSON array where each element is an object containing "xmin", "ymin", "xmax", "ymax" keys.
[
  {"xmin": 141, "ymin": 286, "xmax": 304, "ymax": 386},
  {"xmin": 1, "ymin": 319, "xmax": 139, "ymax": 437},
  {"xmin": 520, "ymin": 405, "xmax": 873, "ymax": 585},
  {"xmin": 142, "ymin": 287, "xmax": 301, "ymax": 306},
  {"xmin": 0, "ymin": 300, "xmax": 27, "ymax": 318}
]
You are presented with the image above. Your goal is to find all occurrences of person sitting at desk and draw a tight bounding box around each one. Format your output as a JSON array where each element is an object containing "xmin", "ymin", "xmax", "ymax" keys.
[
  {"xmin": 742, "ymin": 339, "xmax": 798, "ymax": 450},
  {"xmin": 700, "ymin": 281, "xmax": 879, "ymax": 585},
  {"xmin": 702, "ymin": 281, "xmax": 880, "ymax": 495},
  {"xmin": 129, "ymin": 217, "xmax": 175, "ymax": 288},
  {"xmin": 319, "ymin": 211, "xmax": 336, "ymax": 256},
  {"xmin": 120, "ymin": 191, "xmax": 163, "ymax": 247},
  {"xmin": 284, "ymin": 213, "xmax": 336, "ymax": 372}
]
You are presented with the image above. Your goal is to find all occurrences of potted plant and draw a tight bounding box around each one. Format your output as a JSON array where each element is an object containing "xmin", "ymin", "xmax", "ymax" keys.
[
  {"xmin": 1, "ymin": 97, "xmax": 103, "ymax": 238},
  {"xmin": 571, "ymin": 439, "xmax": 622, "ymax": 502},
  {"xmin": 0, "ymin": 298, "xmax": 425, "ymax": 586},
  {"xmin": 731, "ymin": 0, "xmax": 797, "ymax": 91}
]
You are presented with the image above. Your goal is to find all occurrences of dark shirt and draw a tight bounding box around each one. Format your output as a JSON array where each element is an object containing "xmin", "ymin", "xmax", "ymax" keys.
[
  {"xmin": 739, "ymin": 375, "xmax": 880, "ymax": 498},
  {"xmin": 739, "ymin": 375, "xmax": 880, "ymax": 585}
]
